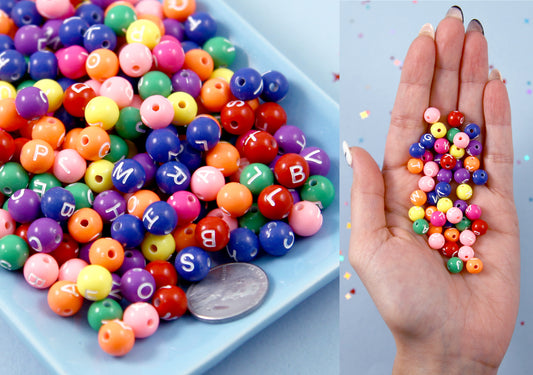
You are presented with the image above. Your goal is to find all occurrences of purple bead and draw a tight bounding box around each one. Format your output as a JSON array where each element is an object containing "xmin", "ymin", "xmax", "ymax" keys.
[
  {"xmin": 42, "ymin": 19, "xmax": 62, "ymax": 50},
  {"xmin": 132, "ymin": 152, "xmax": 157, "ymax": 185},
  {"xmin": 289, "ymin": 188, "xmax": 301, "ymax": 204},
  {"xmin": 453, "ymin": 168, "xmax": 470, "ymax": 184},
  {"xmin": 454, "ymin": 199, "xmax": 468, "ymax": 212},
  {"xmin": 299, "ymin": 147, "xmax": 330, "ymax": 176},
  {"xmin": 163, "ymin": 18, "xmax": 185, "ymax": 41},
  {"xmin": 79, "ymin": 241, "xmax": 93, "ymax": 263},
  {"xmin": 88, "ymin": 0, "xmax": 115, "ymax": 9},
  {"xmin": 274, "ymin": 125, "xmax": 306, "ymax": 154},
  {"xmin": 92, "ymin": 190, "xmax": 126, "ymax": 223},
  {"xmin": 108, "ymin": 273, "xmax": 122, "ymax": 302},
  {"xmin": 171, "ymin": 69, "xmax": 202, "ymax": 98},
  {"xmin": 14, "ymin": 25, "xmax": 46, "ymax": 55},
  {"xmin": 120, "ymin": 268, "xmax": 156, "ymax": 303},
  {"xmin": 15, "ymin": 86, "xmax": 49, "ymax": 120},
  {"xmin": 27, "ymin": 217, "xmax": 63, "ymax": 253},
  {"xmin": 436, "ymin": 168, "xmax": 452, "ymax": 183},
  {"xmin": 466, "ymin": 140, "xmax": 482, "ymax": 156},
  {"xmin": 117, "ymin": 249, "xmax": 146, "ymax": 276},
  {"xmin": 452, "ymin": 158, "xmax": 463, "ymax": 172},
  {"xmin": 7, "ymin": 189, "xmax": 41, "ymax": 223},
  {"xmin": 433, "ymin": 153, "xmax": 443, "ymax": 164}
]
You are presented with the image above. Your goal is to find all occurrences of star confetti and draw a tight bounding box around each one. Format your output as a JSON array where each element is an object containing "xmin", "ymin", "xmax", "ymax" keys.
[
  {"xmin": 359, "ymin": 110, "xmax": 370, "ymax": 119},
  {"xmin": 345, "ymin": 293, "xmax": 353, "ymax": 300},
  {"xmin": 346, "ymin": 222, "xmax": 352, "ymax": 229},
  {"xmin": 332, "ymin": 72, "xmax": 340, "ymax": 82},
  {"xmin": 344, "ymin": 272, "xmax": 352, "ymax": 280}
]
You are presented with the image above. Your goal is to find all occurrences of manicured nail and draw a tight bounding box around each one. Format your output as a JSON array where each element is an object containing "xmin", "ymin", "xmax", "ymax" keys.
[
  {"xmin": 488, "ymin": 69, "xmax": 503, "ymax": 82},
  {"xmin": 446, "ymin": 5, "xmax": 463, "ymax": 23},
  {"xmin": 466, "ymin": 19, "xmax": 484, "ymax": 35},
  {"xmin": 342, "ymin": 141, "xmax": 352, "ymax": 167},
  {"xmin": 419, "ymin": 23, "xmax": 435, "ymax": 39}
]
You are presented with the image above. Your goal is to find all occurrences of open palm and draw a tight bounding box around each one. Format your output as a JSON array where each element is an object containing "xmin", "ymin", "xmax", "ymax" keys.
[{"xmin": 348, "ymin": 9, "xmax": 519, "ymax": 374}]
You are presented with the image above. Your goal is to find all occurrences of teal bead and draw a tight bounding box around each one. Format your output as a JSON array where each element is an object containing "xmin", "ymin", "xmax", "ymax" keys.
[
  {"xmin": 87, "ymin": 298, "xmax": 123, "ymax": 331},
  {"xmin": 238, "ymin": 203, "xmax": 268, "ymax": 234},
  {"xmin": 114, "ymin": 106, "xmax": 148, "ymax": 140},
  {"xmin": 203, "ymin": 36, "xmax": 236, "ymax": 68},
  {"xmin": 455, "ymin": 216, "xmax": 472, "ymax": 231},
  {"xmin": 299, "ymin": 175, "xmax": 335, "ymax": 209},
  {"xmin": 103, "ymin": 134, "xmax": 129, "ymax": 162},
  {"xmin": 446, "ymin": 127, "xmax": 460, "ymax": 144},
  {"xmin": 29, "ymin": 173, "xmax": 62, "ymax": 198},
  {"xmin": 412, "ymin": 218, "xmax": 429, "ymax": 235},
  {"xmin": 17, "ymin": 79, "xmax": 36, "ymax": 91},
  {"xmin": 104, "ymin": 4, "xmax": 137, "ymax": 37},
  {"xmin": 447, "ymin": 257, "xmax": 464, "ymax": 273},
  {"xmin": 0, "ymin": 162, "xmax": 29, "ymax": 196},
  {"xmin": 240, "ymin": 163, "xmax": 274, "ymax": 195},
  {"xmin": 2, "ymin": 200, "xmax": 7, "ymax": 210},
  {"xmin": 0, "ymin": 234, "xmax": 29, "ymax": 271},
  {"xmin": 138, "ymin": 71, "xmax": 172, "ymax": 99},
  {"xmin": 65, "ymin": 182, "xmax": 94, "ymax": 210}
]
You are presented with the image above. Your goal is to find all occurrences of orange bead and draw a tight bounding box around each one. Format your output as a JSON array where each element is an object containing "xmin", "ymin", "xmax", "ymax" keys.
[
  {"xmin": 62, "ymin": 128, "xmax": 82, "ymax": 150},
  {"xmin": 173, "ymin": 223, "xmax": 198, "ymax": 251},
  {"xmin": 47, "ymin": 280, "xmax": 84, "ymax": 317},
  {"xmin": 20, "ymin": 139, "xmax": 55, "ymax": 174},
  {"xmin": 466, "ymin": 258, "xmax": 483, "ymax": 274},
  {"xmin": 246, "ymin": 98, "xmax": 260, "ymax": 111},
  {"xmin": 89, "ymin": 237, "xmax": 125, "ymax": 272},
  {"xmin": 183, "ymin": 49, "xmax": 214, "ymax": 81},
  {"xmin": 216, "ymin": 182, "xmax": 253, "ymax": 217},
  {"xmin": 0, "ymin": 98, "xmax": 28, "ymax": 132},
  {"xmin": 444, "ymin": 228, "xmax": 460, "ymax": 242},
  {"xmin": 127, "ymin": 190, "xmax": 160, "ymax": 219},
  {"xmin": 200, "ymin": 78, "xmax": 232, "ymax": 112},
  {"xmin": 0, "ymin": 11, "xmax": 16, "ymax": 38},
  {"xmin": 162, "ymin": 0, "xmax": 196, "ymax": 21},
  {"xmin": 86, "ymin": 49, "xmax": 120, "ymax": 82},
  {"xmin": 463, "ymin": 155, "xmax": 480, "ymax": 172},
  {"xmin": 409, "ymin": 189, "xmax": 427, "ymax": 206},
  {"xmin": 424, "ymin": 206, "xmax": 437, "ymax": 221},
  {"xmin": 75, "ymin": 126, "xmax": 111, "ymax": 161},
  {"xmin": 68, "ymin": 208, "xmax": 103, "ymax": 243},
  {"xmin": 31, "ymin": 116, "xmax": 66, "ymax": 150},
  {"xmin": 98, "ymin": 319, "xmax": 135, "ymax": 357},
  {"xmin": 407, "ymin": 158, "xmax": 424, "ymax": 174},
  {"xmin": 205, "ymin": 141, "xmax": 240, "ymax": 177},
  {"xmin": 427, "ymin": 225, "xmax": 442, "ymax": 236}
]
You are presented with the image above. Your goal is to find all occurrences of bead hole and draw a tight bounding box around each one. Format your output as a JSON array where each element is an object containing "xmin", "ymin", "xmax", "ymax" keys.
[
  {"xmin": 215, "ymin": 83, "xmax": 222, "ymax": 89},
  {"xmin": 103, "ymin": 301, "xmax": 111, "ymax": 308},
  {"xmin": 269, "ymin": 82, "xmax": 279, "ymax": 92},
  {"xmin": 152, "ymin": 104, "xmax": 160, "ymax": 111},
  {"xmin": 95, "ymin": 175, "xmax": 103, "ymax": 183},
  {"xmin": 237, "ymin": 78, "xmax": 246, "ymax": 86},
  {"xmin": 125, "ymin": 251, "xmax": 132, "ymax": 257},
  {"xmin": 113, "ymin": 222, "xmax": 121, "ymax": 231},
  {"xmin": 132, "ymin": 65, "xmax": 140, "ymax": 72},
  {"xmin": 250, "ymin": 206, "xmax": 258, "ymax": 213},
  {"xmin": 149, "ymin": 244, "xmax": 157, "ymax": 253},
  {"xmin": 102, "ymin": 331, "xmax": 110, "ymax": 341},
  {"xmin": 55, "ymin": 235, "xmax": 61, "ymax": 243},
  {"xmin": 108, "ymin": 250, "xmax": 115, "ymax": 258},
  {"xmin": 153, "ymin": 298, "xmax": 160, "ymax": 307},
  {"xmin": 178, "ymin": 101, "xmax": 186, "ymax": 109},
  {"xmin": 147, "ymin": 319, "xmax": 154, "ymax": 326},
  {"xmin": 81, "ymin": 135, "xmax": 90, "ymax": 146},
  {"xmin": 201, "ymin": 57, "xmax": 208, "ymax": 65},
  {"xmin": 185, "ymin": 228, "xmax": 193, "ymax": 235},
  {"xmin": 102, "ymin": 41, "xmax": 110, "ymax": 49},
  {"xmin": 3, "ymin": 187, "xmax": 11, "ymax": 195},
  {"xmin": 187, "ymin": 196, "xmax": 195, "ymax": 202},
  {"xmin": 64, "ymin": 309, "xmax": 71, "ymax": 314},
  {"xmin": 230, "ymin": 121, "xmax": 238, "ymax": 129},
  {"xmin": 309, "ymin": 179, "xmax": 318, "ymax": 187},
  {"xmin": 81, "ymin": 219, "xmax": 89, "ymax": 227}
]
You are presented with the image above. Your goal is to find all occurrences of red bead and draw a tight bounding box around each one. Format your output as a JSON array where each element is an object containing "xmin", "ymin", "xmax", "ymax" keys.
[
  {"xmin": 439, "ymin": 153, "xmax": 457, "ymax": 170},
  {"xmin": 220, "ymin": 100, "xmax": 255, "ymax": 135},
  {"xmin": 49, "ymin": 233, "xmax": 79, "ymax": 267},
  {"xmin": 151, "ymin": 285, "xmax": 188, "ymax": 321},
  {"xmin": 194, "ymin": 216, "xmax": 230, "ymax": 252},
  {"xmin": 254, "ymin": 102, "xmax": 287, "ymax": 134},
  {"xmin": 0, "ymin": 129, "xmax": 15, "ymax": 165},
  {"xmin": 471, "ymin": 219, "xmax": 488, "ymax": 236},
  {"xmin": 62, "ymin": 83, "xmax": 97, "ymax": 118},
  {"xmin": 257, "ymin": 184, "xmax": 294, "ymax": 220},
  {"xmin": 145, "ymin": 260, "xmax": 178, "ymax": 289},
  {"xmin": 447, "ymin": 110, "xmax": 465, "ymax": 127},
  {"xmin": 440, "ymin": 241, "xmax": 459, "ymax": 258},
  {"xmin": 274, "ymin": 153, "xmax": 310, "ymax": 188},
  {"xmin": 241, "ymin": 130, "xmax": 278, "ymax": 164},
  {"xmin": 12, "ymin": 137, "xmax": 30, "ymax": 163}
]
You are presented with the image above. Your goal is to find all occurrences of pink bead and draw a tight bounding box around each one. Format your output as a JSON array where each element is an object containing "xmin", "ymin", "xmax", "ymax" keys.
[
  {"xmin": 119, "ymin": 43, "xmax": 153, "ymax": 78},
  {"xmin": 139, "ymin": 95, "xmax": 174, "ymax": 129},
  {"xmin": 420, "ymin": 150, "xmax": 433, "ymax": 162},
  {"xmin": 58, "ymin": 258, "xmax": 88, "ymax": 282},
  {"xmin": 23, "ymin": 253, "xmax": 59, "ymax": 289},
  {"xmin": 56, "ymin": 45, "xmax": 88, "ymax": 79},
  {"xmin": 453, "ymin": 132, "xmax": 470, "ymax": 148},
  {"xmin": 0, "ymin": 209, "xmax": 15, "ymax": 239},
  {"xmin": 135, "ymin": 0, "xmax": 163, "ymax": 18},
  {"xmin": 433, "ymin": 138, "xmax": 450, "ymax": 154},
  {"xmin": 167, "ymin": 191, "xmax": 201, "ymax": 226},
  {"xmin": 123, "ymin": 302, "xmax": 160, "ymax": 338},
  {"xmin": 418, "ymin": 175, "xmax": 435, "ymax": 192},
  {"xmin": 131, "ymin": 95, "xmax": 143, "ymax": 109},
  {"xmin": 84, "ymin": 79, "xmax": 102, "ymax": 95},
  {"xmin": 423, "ymin": 161, "xmax": 439, "ymax": 177},
  {"xmin": 445, "ymin": 207, "xmax": 463, "ymax": 224},
  {"xmin": 424, "ymin": 107, "xmax": 441, "ymax": 124},
  {"xmin": 288, "ymin": 200, "xmax": 323, "ymax": 237},
  {"xmin": 459, "ymin": 230, "xmax": 476, "ymax": 247},
  {"xmin": 190, "ymin": 166, "xmax": 226, "ymax": 201},
  {"xmin": 36, "ymin": 0, "xmax": 71, "ymax": 19},
  {"xmin": 152, "ymin": 40, "xmax": 185, "ymax": 75},
  {"xmin": 99, "ymin": 77, "xmax": 134, "ymax": 109},
  {"xmin": 465, "ymin": 204, "xmax": 482, "ymax": 220},
  {"xmin": 53, "ymin": 149, "xmax": 87, "ymax": 184},
  {"xmin": 428, "ymin": 232, "xmax": 445, "ymax": 250},
  {"xmin": 207, "ymin": 208, "xmax": 238, "ymax": 231},
  {"xmin": 161, "ymin": 35, "xmax": 179, "ymax": 44},
  {"xmin": 430, "ymin": 211, "xmax": 446, "ymax": 227},
  {"xmin": 458, "ymin": 245, "xmax": 475, "ymax": 262}
]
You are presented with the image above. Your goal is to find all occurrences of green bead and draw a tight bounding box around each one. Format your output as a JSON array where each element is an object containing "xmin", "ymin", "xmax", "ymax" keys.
[
  {"xmin": 0, "ymin": 235, "xmax": 29, "ymax": 271},
  {"xmin": 0, "ymin": 162, "xmax": 29, "ymax": 196},
  {"xmin": 238, "ymin": 203, "xmax": 268, "ymax": 234},
  {"xmin": 115, "ymin": 106, "xmax": 148, "ymax": 140},
  {"xmin": 104, "ymin": 4, "xmax": 137, "ymax": 37},
  {"xmin": 103, "ymin": 134, "xmax": 129, "ymax": 162},
  {"xmin": 412, "ymin": 218, "xmax": 429, "ymax": 235},
  {"xmin": 203, "ymin": 36, "xmax": 236, "ymax": 68},
  {"xmin": 29, "ymin": 173, "xmax": 62, "ymax": 198},
  {"xmin": 138, "ymin": 71, "xmax": 172, "ymax": 99},
  {"xmin": 455, "ymin": 216, "xmax": 472, "ymax": 231},
  {"xmin": 447, "ymin": 257, "xmax": 464, "ymax": 273},
  {"xmin": 240, "ymin": 163, "xmax": 274, "ymax": 195},
  {"xmin": 17, "ymin": 79, "xmax": 36, "ymax": 91},
  {"xmin": 2, "ymin": 200, "xmax": 7, "ymax": 210},
  {"xmin": 65, "ymin": 182, "xmax": 94, "ymax": 210},
  {"xmin": 87, "ymin": 298, "xmax": 123, "ymax": 331},
  {"xmin": 446, "ymin": 127, "xmax": 460, "ymax": 143},
  {"xmin": 300, "ymin": 175, "xmax": 335, "ymax": 209}
]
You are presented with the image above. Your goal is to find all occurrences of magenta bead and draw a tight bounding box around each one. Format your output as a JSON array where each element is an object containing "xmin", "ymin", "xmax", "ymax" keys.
[
  {"xmin": 418, "ymin": 175, "xmax": 435, "ymax": 192},
  {"xmin": 420, "ymin": 150, "xmax": 433, "ymax": 162},
  {"xmin": 288, "ymin": 200, "xmax": 323, "ymax": 237},
  {"xmin": 453, "ymin": 132, "xmax": 470, "ymax": 148},
  {"xmin": 27, "ymin": 217, "xmax": 63, "ymax": 253},
  {"xmin": 459, "ymin": 230, "xmax": 477, "ymax": 247},
  {"xmin": 15, "ymin": 87, "xmax": 49, "ymax": 120},
  {"xmin": 423, "ymin": 161, "xmax": 439, "ymax": 177},
  {"xmin": 167, "ymin": 191, "xmax": 201, "ymax": 226},
  {"xmin": 458, "ymin": 245, "xmax": 475, "ymax": 262},
  {"xmin": 7, "ymin": 189, "xmax": 41, "ymax": 223},
  {"xmin": 53, "ymin": 149, "xmax": 87, "ymax": 183},
  {"xmin": 190, "ymin": 166, "xmax": 226, "ymax": 201},
  {"xmin": 207, "ymin": 208, "xmax": 238, "ymax": 232},
  {"xmin": 445, "ymin": 207, "xmax": 463, "ymax": 224},
  {"xmin": 36, "ymin": 0, "xmax": 71, "ymax": 19},
  {"xmin": 465, "ymin": 204, "xmax": 482, "ymax": 220},
  {"xmin": 56, "ymin": 45, "xmax": 89, "ymax": 79},
  {"xmin": 430, "ymin": 211, "xmax": 446, "ymax": 227},
  {"xmin": 123, "ymin": 301, "xmax": 160, "ymax": 338},
  {"xmin": 433, "ymin": 138, "xmax": 450, "ymax": 154},
  {"xmin": 119, "ymin": 43, "xmax": 153, "ymax": 78},
  {"xmin": 424, "ymin": 107, "xmax": 440, "ymax": 124},
  {"xmin": 99, "ymin": 76, "xmax": 134, "ymax": 108},
  {"xmin": 0, "ymin": 209, "xmax": 16, "ymax": 239},
  {"xmin": 152, "ymin": 40, "xmax": 185, "ymax": 75},
  {"xmin": 23, "ymin": 253, "xmax": 59, "ymax": 289},
  {"xmin": 58, "ymin": 258, "xmax": 88, "ymax": 282},
  {"xmin": 139, "ymin": 95, "xmax": 174, "ymax": 129},
  {"xmin": 428, "ymin": 232, "xmax": 445, "ymax": 250}
]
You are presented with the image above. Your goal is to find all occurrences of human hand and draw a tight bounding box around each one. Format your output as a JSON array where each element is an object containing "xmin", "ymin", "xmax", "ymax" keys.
[{"xmin": 346, "ymin": 6, "xmax": 519, "ymax": 374}]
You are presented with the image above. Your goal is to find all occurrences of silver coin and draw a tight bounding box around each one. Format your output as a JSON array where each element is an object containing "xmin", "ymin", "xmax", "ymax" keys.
[{"xmin": 186, "ymin": 262, "xmax": 269, "ymax": 323}]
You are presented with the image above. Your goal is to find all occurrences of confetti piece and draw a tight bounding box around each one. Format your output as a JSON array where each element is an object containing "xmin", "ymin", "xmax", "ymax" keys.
[
  {"xmin": 346, "ymin": 222, "xmax": 352, "ymax": 229},
  {"xmin": 345, "ymin": 293, "xmax": 352, "ymax": 300},
  {"xmin": 359, "ymin": 110, "xmax": 370, "ymax": 119},
  {"xmin": 350, "ymin": 288, "xmax": 356, "ymax": 294},
  {"xmin": 340, "ymin": 254, "xmax": 345, "ymax": 262},
  {"xmin": 344, "ymin": 201, "xmax": 349, "ymax": 206},
  {"xmin": 524, "ymin": 154, "xmax": 530, "ymax": 161},
  {"xmin": 358, "ymin": 137, "xmax": 364, "ymax": 144},
  {"xmin": 521, "ymin": 321, "xmax": 525, "ymax": 325},
  {"xmin": 358, "ymin": 33, "xmax": 364, "ymax": 38},
  {"xmin": 344, "ymin": 272, "xmax": 352, "ymax": 280},
  {"xmin": 525, "ymin": 18, "xmax": 530, "ymax": 23},
  {"xmin": 529, "ymin": 197, "xmax": 533, "ymax": 202},
  {"xmin": 393, "ymin": 59, "xmax": 402, "ymax": 67},
  {"xmin": 332, "ymin": 72, "xmax": 340, "ymax": 82}
]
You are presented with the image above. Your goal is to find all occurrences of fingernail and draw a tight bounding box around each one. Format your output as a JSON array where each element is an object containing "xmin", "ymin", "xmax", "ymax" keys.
[
  {"xmin": 342, "ymin": 140, "xmax": 352, "ymax": 167},
  {"xmin": 419, "ymin": 23, "xmax": 435, "ymax": 39},
  {"xmin": 489, "ymin": 69, "xmax": 503, "ymax": 82},
  {"xmin": 446, "ymin": 5, "xmax": 463, "ymax": 23},
  {"xmin": 466, "ymin": 19, "xmax": 484, "ymax": 35}
]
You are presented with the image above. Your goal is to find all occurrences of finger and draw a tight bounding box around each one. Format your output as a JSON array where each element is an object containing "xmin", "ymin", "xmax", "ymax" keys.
[
  {"xmin": 383, "ymin": 25, "xmax": 435, "ymax": 170},
  {"xmin": 458, "ymin": 20, "xmax": 488, "ymax": 127}
]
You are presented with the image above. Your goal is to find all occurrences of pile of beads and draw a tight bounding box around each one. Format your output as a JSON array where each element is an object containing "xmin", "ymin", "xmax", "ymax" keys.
[
  {"xmin": 407, "ymin": 107, "xmax": 487, "ymax": 274},
  {"xmin": 0, "ymin": 0, "xmax": 335, "ymax": 357}
]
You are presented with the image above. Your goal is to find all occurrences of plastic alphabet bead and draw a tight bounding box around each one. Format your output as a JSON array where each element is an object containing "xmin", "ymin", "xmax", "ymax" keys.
[
  {"xmin": 47, "ymin": 280, "xmax": 84, "ymax": 317},
  {"xmin": 120, "ymin": 267, "xmax": 156, "ymax": 303},
  {"xmin": 151, "ymin": 285, "xmax": 188, "ymax": 320},
  {"xmin": 259, "ymin": 220, "xmax": 295, "ymax": 256},
  {"xmin": 122, "ymin": 302, "xmax": 159, "ymax": 339},
  {"xmin": 174, "ymin": 246, "xmax": 211, "ymax": 282},
  {"xmin": 23, "ymin": 253, "xmax": 59, "ymax": 289},
  {"xmin": 98, "ymin": 319, "xmax": 135, "ymax": 357}
]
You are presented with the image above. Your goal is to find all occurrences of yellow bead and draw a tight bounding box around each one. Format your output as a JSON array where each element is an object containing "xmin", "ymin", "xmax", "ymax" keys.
[
  {"xmin": 430, "ymin": 122, "xmax": 447, "ymax": 139},
  {"xmin": 210, "ymin": 67, "xmax": 234, "ymax": 82},
  {"xmin": 168, "ymin": 91, "xmax": 197, "ymax": 126},
  {"xmin": 449, "ymin": 144, "xmax": 465, "ymax": 159},
  {"xmin": 34, "ymin": 79, "xmax": 64, "ymax": 112},
  {"xmin": 76, "ymin": 264, "xmax": 112, "ymax": 301},
  {"xmin": 126, "ymin": 19, "xmax": 161, "ymax": 50},
  {"xmin": 408, "ymin": 206, "xmax": 425, "ymax": 221},
  {"xmin": 85, "ymin": 160, "xmax": 115, "ymax": 193},
  {"xmin": 141, "ymin": 233, "xmax": 176, "ymax": 262},
  {"xmin": 85, "ymin": 96, "xmax": 120, "ymax": 130},
  {"xmin": 0, "ymin": 81, "xmax": 16, "ymax": 99},
  {"xmin": 436, "ymin": 197, "xmax": 453, "ymax": 213},
  {"xmin": 456, "ymin": 183, "xmax": 473, "ymax": 200}
]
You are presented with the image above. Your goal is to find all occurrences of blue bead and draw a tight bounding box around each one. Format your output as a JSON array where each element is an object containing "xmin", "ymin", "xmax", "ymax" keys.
[
  {"xmin": 177, "ymin": 142, "xmax": 203, "ymax": 172},
  {"xmin": 56, "ymin": 77, "xmax": 77, "ymax": 92},
  {"xmin": 419, "ymin": 133, "xmax": 435, "ymax": 149},
  {"xmin": 184, "ymin": 12, "xmax": 217, "ymax": 45},
  {"xmin": 186, "ymin": 116, "xmax": 221, "ymax": 151},
  {"xmin": 28, "ymin": 51, "xmax": 58, "ymax": 80},
  {"xmin": 83, "ymin": 23, "xmax": 117, "ymax": 52},
  {"xmin": 40, "ymin": 187, "xmax": 76, "ymax": 221},
  {"xmin": 156, "ymin": 161, "xmax": 191, "ymax": 195},
  {"xmin": 230, "ymin": 67, "xmax": 263, "ymax": 101},
  {"xmin": 472, "ymin": 169, "xmax": 488, "ymax": 185},
  {"xmin": 435, "ymin": 182, "xmax": 452, "ymax": 198},
  {"xmin": 145, "ymin": 128, "xmax": 181, "ymax": 163},
  {"xmin": 464, "ymin": 123, "xmax": 480, "ymax": 139},
  {"xmin": 111, "ymin": 158, "xmax": 146, "ymax": 194},
  {"xmin": 427, "ymin": 191, "xmax": 439, "ymax": 205},
  {"xmin": 260, "ymin": 70, "xmax": 289, "ymax": 102},
  {"xmin": 0, "ymin": 0, "xmax": 15, "ymax": 15},
  {"xmin": 75, "ymin": 3, "xmax": 105, "ymax": 26},
  {"xmin": 59, "ymin": 17, "xmax": 90, "ymax": 47},
  {"xmin": 408, "ymin": 142, "xmax": 426, "ymax": 158},
  {"xmin": 11, "ymin": 0, "xmax": 42, "ymax": 27},
  {"xmin": 227, "ymin": 227, "xmax": 260, "ymax": 262},
  {"xmin": 181, "ymin": 40, "xmax": 200, "ymax": 53},
  {"xmin": 0, "ymin": 49, "xmax": 27, "ymax": 82},
  {"xmin": 111, "ymin": 214, "xmax": 145, "ymax": 249},
  {"xmin": 174, "ymin": 246, "xmax": 211, "ymax": 282},
  {"xmin": 53, "ymin": 106, "xmax": 85, "ymax": 131},
  {"xmin": 0, "ymin": 35, "xmax": 14, "ymax": 53},
  {"xmin": 142, "ymin": 201, "xmax": 177, "ymax": 235},
  {"xmin": 259, "ymin": 220, "xmax": 295, "ymax": 256}
]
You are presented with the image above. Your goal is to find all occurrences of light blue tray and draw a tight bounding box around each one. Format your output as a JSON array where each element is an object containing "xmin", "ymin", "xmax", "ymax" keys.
[{"xmin": 0, "ymin": 1, "xmax": 339, "ymax": 374}]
